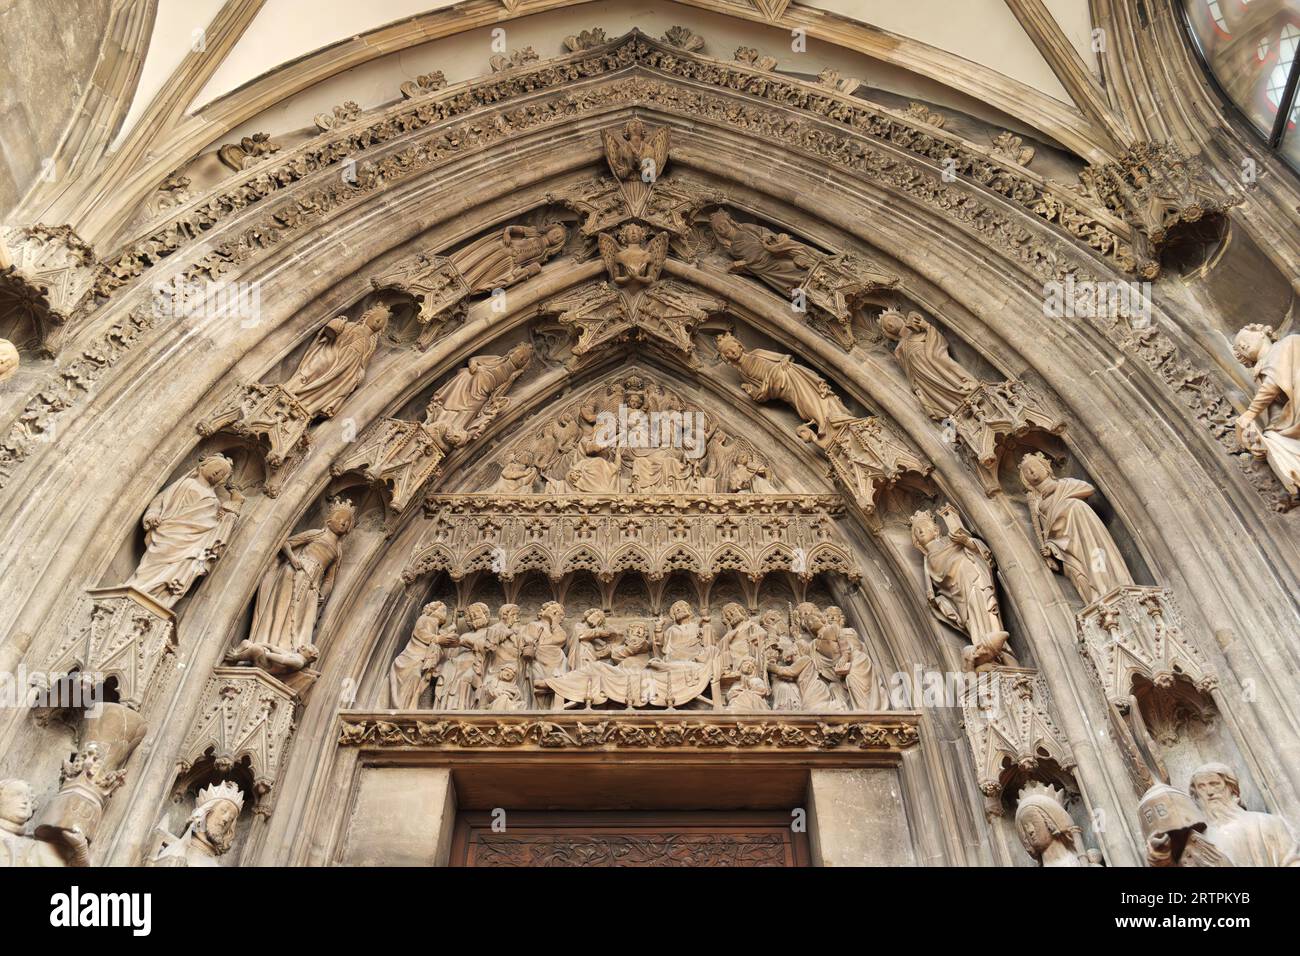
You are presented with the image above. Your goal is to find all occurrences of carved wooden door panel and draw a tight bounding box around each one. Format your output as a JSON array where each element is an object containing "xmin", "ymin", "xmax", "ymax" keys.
[{"xmin": 450, "ymin": 811, "xmax": 809, "ymax": 867}]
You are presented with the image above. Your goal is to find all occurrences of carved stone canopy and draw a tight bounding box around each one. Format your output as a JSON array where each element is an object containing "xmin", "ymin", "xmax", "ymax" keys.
[{"xmin": 405, "ymin": 494, "xmax": 859, "ymax": 584}]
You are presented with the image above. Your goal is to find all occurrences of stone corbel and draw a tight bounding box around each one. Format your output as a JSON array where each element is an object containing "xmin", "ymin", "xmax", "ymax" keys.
[
  {"xmin": 0, "ymin": 224, "xmax": 102, "ymax": 354},
  {"xmin": 960, "ymin": 667, "xmax": 1078, "ymax": 820},
  {"xmin": 175, "ymin": 667, "xmax": 300, "ymax": 816},
  {"xmin": 35, "ymin": 587, "xmax": 177, "ymax": 714},
  {"xmin": 1077, "ymin": 142, "xmax": 1238, "ymax": 278},
  {"xmin": 823, "ymin": 416, "xmax": 933, "ymax": 530},
  {"xmin": 369, "ymin": 254, "xmax": 469, "ymax": 349},
  {"xmin": 1075, "ymin": 585, "xmax": 1220, "ymax": 745},
  {"xmin": 196, "ymin": 383, "xmax": 311, "ymax": 496},
  {"xmin": 951, "ymin": 379, "xmax": 1066, "ymax": 495},
  {"xmin": 331, "ymin": 418, "xmax": 453, "ymax": 513}
]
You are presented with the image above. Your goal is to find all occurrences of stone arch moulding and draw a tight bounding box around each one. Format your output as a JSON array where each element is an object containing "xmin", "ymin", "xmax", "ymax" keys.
[{"xmin": 0, "ymin": 27, "xmax": 1297, "ymax": 871}]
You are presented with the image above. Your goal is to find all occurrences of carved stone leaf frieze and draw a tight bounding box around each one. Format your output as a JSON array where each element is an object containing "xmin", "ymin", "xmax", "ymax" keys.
[{"xmin": 338, "ymin": 712, "xmax": 921, "ymax": 751}]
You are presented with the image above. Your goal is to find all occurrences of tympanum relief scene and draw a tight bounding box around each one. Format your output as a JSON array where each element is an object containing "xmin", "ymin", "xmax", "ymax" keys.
[{"xmin": 0, "ymin": 0, "xmax": 1298, "ymax": 875}]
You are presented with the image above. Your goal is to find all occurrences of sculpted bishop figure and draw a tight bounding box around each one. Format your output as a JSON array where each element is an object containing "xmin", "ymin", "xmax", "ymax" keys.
[
  {"xmin": 716, "ymin": 332, "xmax": 852, "ymax": 444},
  {"xmin": 281, "ymin": 304, "xmax": 390, "ymax": 417},
  {"xmin": 1189, "ymin": 763, "xmax": 1300, "ymax": 867},
  {"xmin": 126, "ymin": 453, "xmax": 244, "ymax": 607},
  {"xmin": 879, "ymin": 309, "xmax": 979, "ymax": 421},
  {"xmin": 1019, "ymin": 453, "xmax": 1134, "ymax": 605},
  {"xmin": 1232, "ymin": 324, "xmax": 1300, "ymax": 499}
]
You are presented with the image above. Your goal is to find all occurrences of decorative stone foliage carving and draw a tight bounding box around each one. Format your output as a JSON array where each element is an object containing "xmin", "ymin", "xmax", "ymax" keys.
[
  {"xmin": 338, "ymin": 711, "xmax": 921, "ymax": 752},
  {"xmin": 564, "ymin": 28, "xmax": 607, "ymax": 52},
  {"xmin": 313, "ymin": 101, "xmax": 362, "ymax": 132},
  {"xmin": 903, "ymin": 102, "xmax": 946, "ymax": 127},
  {"xmin": 216, "ymin": 132, "xmax": 281, "ymax": 171},
  {"xmin": 733, "ymin": 47, "xmax": 777, "ymax": 71},
  {"xmin": 960, "ymin": 668, "xmax": 1076, "ymax": 819},
  {"xmin": 488, "ymin": 49, "xmax": 538, "ymax": 72},
  {"xmin": 990, "ymin": 131, "xmax": 1035, "ymax": 166},
  {"xmin": 150, "ymin": 780, "xmax": 244, "ymax": 866},
  {"xmin": 334, "ymin": 344, "xmax": 533, "ymax": 511},
  {"xmin": 38, "ymin": 587, "xmax": 176, "ymax": 712},
  {"xmin": 1077, "ymin": 142, "xmax": 1237, "ymax": 278},
  {"xmin": 661, "ymin": 26, "xmax": 704, "ymax": 52},
  {"xmin": 1075, "ymin": 585, "xmax": 1219, "ymax": 743},
  {"xmin": 0, "ymin": 223, "xmax": 101, "ymax": 353},
  {"xmin": 405, "ymin": 494, "xmax": 859, "ymax": 583},
  {"xmin": 710, "ymin": 210, "xmax": 898, "ymax": 349},
  {"xmin": 198, "ymin": 304, "xmax": 390, "ymax": 491},
  {"xmin": 399, "ymin": 72, "xmax": 446, "ymax": 98},
  {"xmin": 175, "ymin": 668, "xmax": 298, "ymax": 813}
]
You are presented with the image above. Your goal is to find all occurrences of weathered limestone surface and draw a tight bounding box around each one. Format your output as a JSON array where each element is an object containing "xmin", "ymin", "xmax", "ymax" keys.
[
  {"xmin": 806, "ymin": 769, "xmax": 915, "ymax": 866},
  {"xmin": 338, "ymin": 766, "xmax": 456, "ymax": 867}
]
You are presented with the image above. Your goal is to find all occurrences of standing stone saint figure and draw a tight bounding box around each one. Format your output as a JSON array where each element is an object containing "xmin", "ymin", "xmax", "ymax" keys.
[
  {"xmin": 1232, "ymin": 324, "xmax": 1300, "ymax": 499},
  {"xmin": 150, "ymin": 781, "xmax": 244, "ymax": 867},
  {"xmin": 522, "ymin": 601, "xmax": 569, "ymax": 709},
  {"xmin": 910, "ymin": 509, "xmax": 1015, "ymax": 670},
  {"xmin": 126, "ymin": 453, "xmax": 245, "ymax": 607},
  {"xmin": 436, "ymin": 602, "xmax": 490, "ymax": 711},
  {"xmin": 878, "ymin": 309, "xmax": 979, "ymax": 420},
  {"xmin": 388, "ymin": 602, "xmax": 448, "ymax": 709},
  {"xmin": 824, "ymin": 606, "xmax": 885, "ymax": 711},
  {"xmin": 0, "ymin": 778, "xmax": 88, "ymax": 867},
  {"xmin": 1019, "ymin": 453, "xmax": 1134, "ymax": 605},
  {"xmin": 226, "ymin": 498, "xmax": 354, "ymax": 675},
  {"xmin": 281, "ymin": 304, "xmax": 389, "ymax": 417},
  {"xmin": 1189, "ymin": 762, "xmax": 1300, "ymax": 867}
]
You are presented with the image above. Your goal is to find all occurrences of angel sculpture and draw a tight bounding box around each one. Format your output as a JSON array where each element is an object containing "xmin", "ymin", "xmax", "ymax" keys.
[
  {"xmin": 598, "ymin": 224, "xmax": 668, "ymax": 289},
  {"xmin": 603, "ymin": 119, "xmax": 670, "ymax": 183}
]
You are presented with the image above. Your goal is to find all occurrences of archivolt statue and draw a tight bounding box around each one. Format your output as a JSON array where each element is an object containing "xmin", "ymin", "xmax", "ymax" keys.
[{"xmin": 1233, "ymin": 324, "xmax": 1300, "ymax": 500}]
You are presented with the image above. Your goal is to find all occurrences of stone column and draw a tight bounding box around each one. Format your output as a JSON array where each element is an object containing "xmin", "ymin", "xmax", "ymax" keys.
[
  {"xmin": 806, "ymin": 768, "xmax": 915, "ymax": 866},
  {"xmin": 337, "ymin": 766, "xmax": 457, "ymax": 866}
]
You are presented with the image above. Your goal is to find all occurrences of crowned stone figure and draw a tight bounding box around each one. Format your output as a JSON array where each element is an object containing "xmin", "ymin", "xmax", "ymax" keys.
[{"xmin": 150, "ymin": 781, "xmax": 244, "ymax": 867}]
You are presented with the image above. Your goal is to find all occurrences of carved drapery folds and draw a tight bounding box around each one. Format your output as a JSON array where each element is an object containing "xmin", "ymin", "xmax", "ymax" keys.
[
  {"xmin": 0, "ymin": 224, "xmax": 101, "ymax": 353},
  {"xmin": 716, "ymin": 332, "xmax": 931, "ymax": 524},
  {"xmin": 334, "ymin": 344, "xmax": 533, "ymax": 512},
  {"xmin": 710, "ymin": 210, "xmax": 898, "ymax": 349},
  {"xmin": 1077, "ymin": 142, "xmax": 1237, "ymax": 278},
  {"xmin": 880, "ymin": 308, "xmax": 1064, "ymax": 494},
  {"xmin": 1076, "ymin": 585, "xmax": 1219, "ymax": 744},
  {"xmin": 960, "ymin": 668, "xmax": 1077, "ymax": 820},
  {"xmin": 175, "ymin": 668, "xmax": 298, "ymax": 815},
  {"xmin": 198, "ymin": 305, "xmax": 391, "ymax": 494},
  {"xmin": 405, "ymin": 494, "xmax": 858, "ymax": 584}
]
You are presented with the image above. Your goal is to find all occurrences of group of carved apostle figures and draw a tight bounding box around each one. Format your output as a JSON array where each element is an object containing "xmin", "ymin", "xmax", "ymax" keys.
[{"xmin": 389, "ymin": 597, "xmax": 885, "ymax": 713}]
